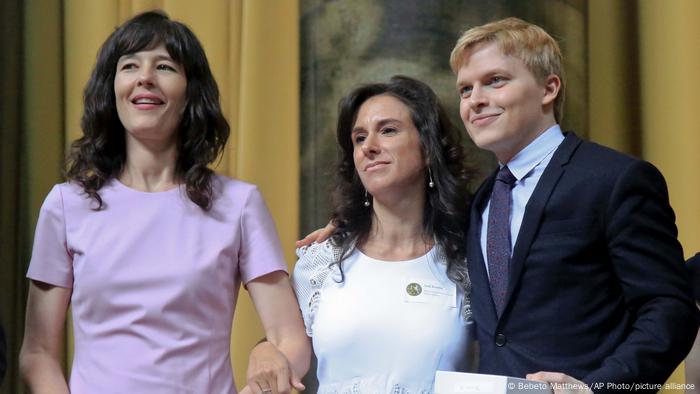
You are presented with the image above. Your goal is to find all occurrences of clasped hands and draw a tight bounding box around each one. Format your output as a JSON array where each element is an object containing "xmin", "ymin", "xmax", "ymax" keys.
[
  {"xmin": 239, "ymin": 341, "xmax": 305, "ymax": 394},
  {"xmin": 239, "ymin": 341, "xmax": 593, "ymax": 394}
]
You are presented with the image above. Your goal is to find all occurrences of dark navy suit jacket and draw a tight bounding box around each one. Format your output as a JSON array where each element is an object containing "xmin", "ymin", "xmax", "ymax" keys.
[
  {"xmin": 687, "ymin": 253, "xmax": 700, "ymax": 302},
  {"xmin": 468, "ymin": 133, "xmax": 699, "ymax": 393}
]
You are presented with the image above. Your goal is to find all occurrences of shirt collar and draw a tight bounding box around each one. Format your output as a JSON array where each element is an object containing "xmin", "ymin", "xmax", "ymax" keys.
[{"xmin": 500, "ymin": 124, "xmax": 565, "ymax": 181}]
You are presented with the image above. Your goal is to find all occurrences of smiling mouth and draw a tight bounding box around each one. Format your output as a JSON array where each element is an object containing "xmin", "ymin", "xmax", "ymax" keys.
[
  {"xmin": 131, "ymin": 96, "xmax": 165, "ymax": 106},
  {"xmin": 365, "ymin": 162, "xmax": 389, "ymax": 171},
  {"xmin": 471, "ymin": 113, "xmax": 500, "ymax": 125}
]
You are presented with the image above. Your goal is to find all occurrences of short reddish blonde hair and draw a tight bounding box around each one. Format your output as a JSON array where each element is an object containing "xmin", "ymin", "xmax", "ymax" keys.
[{"xmin": 450, "ymin": 17, "xmax": 565, "ymax": 122}]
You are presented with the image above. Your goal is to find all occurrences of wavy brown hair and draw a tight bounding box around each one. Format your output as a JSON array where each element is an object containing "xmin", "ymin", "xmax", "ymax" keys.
[
  {"xmin": 65, "ymin": 10, "xmax": 229, "ymax": 210},
  {"xmin": 330, "ymin": 76, "xmax": 475, "ymax": 288}
]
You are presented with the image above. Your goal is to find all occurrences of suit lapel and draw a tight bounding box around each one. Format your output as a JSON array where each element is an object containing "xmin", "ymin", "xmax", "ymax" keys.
[
  {"xmin": 468, "ymin": 172, "xmax": 498, "ymax": 320},
  {"xmin": 502, "ymin": 133, "xmax": 582, "ymax": 314}
]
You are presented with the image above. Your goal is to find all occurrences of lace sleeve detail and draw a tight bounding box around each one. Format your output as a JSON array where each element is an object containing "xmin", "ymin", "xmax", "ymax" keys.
[
  {"xmin": 291, "ymin": 240, "xmax": 344, "ymax": 337},
  {"xmin": 459, "ymin": 260, "xmax": 473, "ymax": 325},
  {"xmin": 461, "ymin": 280, "xmax": 473, "ymax": 324}
]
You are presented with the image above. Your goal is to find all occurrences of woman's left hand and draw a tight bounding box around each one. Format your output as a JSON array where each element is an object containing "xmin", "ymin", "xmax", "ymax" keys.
[
  {"xmin": 246, "ymin": 271, "xmax": 310, "ymax": 393},
  {"xmin": 246, "ymin": 341, "xmax": 305, "ymax": 394},
  {"xmin": 526, "ymin": 372, "xmax": 593, "ymax": 394}
]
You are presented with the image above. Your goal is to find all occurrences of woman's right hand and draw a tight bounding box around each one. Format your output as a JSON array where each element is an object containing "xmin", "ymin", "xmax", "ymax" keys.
[
  {"xmin": 295, "ymin": 221, "xmax": 336, "ymax": 248},
  {"xmin": 245, "ymin": 341, "xmax": 305, "ymax": 394}
]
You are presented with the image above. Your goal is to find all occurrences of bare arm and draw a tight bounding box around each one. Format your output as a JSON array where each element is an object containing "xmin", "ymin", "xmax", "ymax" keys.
[
  {"xmin": 19, "ymin": 280, "xmax": 71, "ymax": 393},
  {"xmin": 245, "ymin": 271, "xmax": 311, "ymax": 394}
]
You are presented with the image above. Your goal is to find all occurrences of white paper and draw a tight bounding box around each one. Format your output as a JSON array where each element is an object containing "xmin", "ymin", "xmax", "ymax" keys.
[{"xmin": 435, "ymin": 371, "xmax": 554, "ymax": 394}]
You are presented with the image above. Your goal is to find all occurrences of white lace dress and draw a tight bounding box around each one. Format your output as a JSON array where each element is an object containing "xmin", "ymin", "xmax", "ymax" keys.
[{"xmin": 292, "ymin": 240, "xmax": 473, "ymax": 394}]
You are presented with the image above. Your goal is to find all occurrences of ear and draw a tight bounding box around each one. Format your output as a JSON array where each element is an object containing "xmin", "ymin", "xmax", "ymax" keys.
[{"xmin": 541, "ymin": 74, "xmax": 561, "ymax": 107}]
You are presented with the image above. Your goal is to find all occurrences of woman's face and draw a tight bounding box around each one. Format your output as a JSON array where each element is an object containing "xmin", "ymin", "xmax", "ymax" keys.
[
  {"xmin": 114, "ymin": 43, "xmax": 187, "ymax": 147},
  {"xmin": 352, "ymin": 94, "xmax": 426, "ymax": 198}
]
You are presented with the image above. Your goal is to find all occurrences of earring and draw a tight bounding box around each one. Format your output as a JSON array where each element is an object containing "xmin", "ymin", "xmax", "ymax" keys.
[
  {"xmin": 364, "ymin": 190, "xmax": 370, "ymax": 207},
  {"xmin": 428, "ymin": 167, "xmax": 435, "ymax": 188}
]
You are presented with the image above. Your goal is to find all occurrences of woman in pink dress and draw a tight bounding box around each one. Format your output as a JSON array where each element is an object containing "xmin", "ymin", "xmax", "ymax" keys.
[{"xmin": 19, "ymin": 11, "xmax": 309, "ymax": 394}]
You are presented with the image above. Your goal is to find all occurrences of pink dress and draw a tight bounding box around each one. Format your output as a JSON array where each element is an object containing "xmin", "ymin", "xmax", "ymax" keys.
[{"xmin": 27, "ymin": 176, "xmax": 287, "ymax": 393}]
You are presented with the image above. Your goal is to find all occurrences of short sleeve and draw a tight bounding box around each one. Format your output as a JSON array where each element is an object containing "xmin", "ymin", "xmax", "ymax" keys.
[
  {"xmin": 26, "ymin": 184, "xmax": 73, "ymax": 288},
  {"xmin": 291, "ymin": 241, "xmax": 339, "ymax": 336},
  {"xmin": 238, "ymin": 187, "xmax": 288, "ymax": 284}
]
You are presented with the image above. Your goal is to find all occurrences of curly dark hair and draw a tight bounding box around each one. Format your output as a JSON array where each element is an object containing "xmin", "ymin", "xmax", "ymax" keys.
[
  {"xmin": 330, "ymin": 75, "xmax": 475, "ymax": 288},
  {"xmin": 65, "ymin": 10, "xmax": 229, "ymax": 210}
]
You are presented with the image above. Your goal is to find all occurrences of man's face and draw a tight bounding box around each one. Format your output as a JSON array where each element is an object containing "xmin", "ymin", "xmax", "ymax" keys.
[{"xmin": 455, "ymin": 42, "xmax": 558, "ymax": 163}]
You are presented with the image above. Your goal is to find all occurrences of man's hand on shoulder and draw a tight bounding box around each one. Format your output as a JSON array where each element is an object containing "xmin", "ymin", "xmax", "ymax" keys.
[{"xmin": 295, "ymin": 221, "xmax": 336, "ymax": 248}]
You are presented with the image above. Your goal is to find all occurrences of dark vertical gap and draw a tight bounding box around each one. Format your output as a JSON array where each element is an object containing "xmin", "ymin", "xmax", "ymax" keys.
[
  {"xmin": 0, "ymin": 0, "xmax": 23, "ymax": 392},
  {"xmin": 15, "ymin": 0, "xmax": 26, "ymax": 390},
  {"xmin": 15, "ymin": 0, "xmax": 29, "ymax": 389},
  {"xmin": 299, "ymin": 2, "xmax": 321, "ymax": 391}
]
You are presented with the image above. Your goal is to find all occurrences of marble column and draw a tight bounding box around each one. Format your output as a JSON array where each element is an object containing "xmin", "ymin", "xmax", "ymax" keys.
[{"xmin": 300, "ymin": 0, "xmax": 587, "ymax": 236}]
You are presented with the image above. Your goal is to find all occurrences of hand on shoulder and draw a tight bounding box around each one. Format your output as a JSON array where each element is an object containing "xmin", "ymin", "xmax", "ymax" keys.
[{"xmin": 295, "ymin": 221, "xmax": 336, "ymax": 248}]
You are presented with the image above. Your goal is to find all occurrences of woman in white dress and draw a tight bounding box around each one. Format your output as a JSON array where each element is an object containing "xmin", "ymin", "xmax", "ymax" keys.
[{"xmin": 249, "ymin": 76, "xmax": 476, "ymax": 393}]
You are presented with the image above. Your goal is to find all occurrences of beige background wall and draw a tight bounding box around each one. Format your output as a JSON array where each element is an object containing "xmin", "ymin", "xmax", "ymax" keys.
[{"xmin": 589, "ymin": 0, "xmax": 700, "ymax": 260}]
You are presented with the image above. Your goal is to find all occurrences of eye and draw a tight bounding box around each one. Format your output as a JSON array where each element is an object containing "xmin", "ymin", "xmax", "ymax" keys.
[
  {"xmin": 119, "ymin": 62, "xmax": 137, "ymax": 71},
  {"xmin": 156, "ymin": 63, "xmax": 177, "ymax": 72},
  {"xmin": 459, "ymin": 86, "xmax": 472, "ymax": 98},
  {"xmin": 353, "ymin": 134, "xmax": 366, "ymax": 144},
  {"xmin": 489, "ymin": 76, "xmax": 507, "ymax": 87},
  {"xmin": 380, "ymin": 127, "xmax": 397, "ymax": 135}
]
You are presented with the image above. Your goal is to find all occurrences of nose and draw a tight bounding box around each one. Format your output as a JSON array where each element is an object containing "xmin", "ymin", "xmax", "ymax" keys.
[
  {"xmin": 468, "ymin": 85, "xmax": 487, "ymax": 109},
  {"xmin": 137, "ymin": 65, "xmax": 155, "ymax": 86},
  {"xmin": 361, "ymin": 132, "xmax": 380, "ymax": 156}
]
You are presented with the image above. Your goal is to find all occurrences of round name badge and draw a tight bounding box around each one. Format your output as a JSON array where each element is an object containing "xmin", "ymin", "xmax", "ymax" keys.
[{"xmin": 406, "ymin": 282, "xmax": 422, "ymax": 296}]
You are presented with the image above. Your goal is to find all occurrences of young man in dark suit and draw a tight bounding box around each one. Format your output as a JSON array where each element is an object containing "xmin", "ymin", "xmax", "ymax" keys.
[{"xmin": 450, "ymin": 17, "xmax": 698, "ymax": 393}]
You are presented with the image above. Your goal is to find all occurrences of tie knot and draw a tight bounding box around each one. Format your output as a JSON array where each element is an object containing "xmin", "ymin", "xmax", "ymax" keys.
[{"xmin": 496, "ymin": 166, "xmax": 517, "ymax": 186}]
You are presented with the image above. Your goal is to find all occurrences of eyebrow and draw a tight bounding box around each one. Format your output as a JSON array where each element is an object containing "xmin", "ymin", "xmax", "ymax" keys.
[
  {"xmin": 351, "ymin": 118, "xmax": 403, "ymax": 134},
  {"xmin": 456, "ymin": 68, "xmax": 511, "ymax": 88},
  {"xmin": 455, "ymin": 74, "xmax": 473, "ymax": 89},
  {"xmin": 117, "ymin": 53, "xmax": 176, "ymax": 63}
]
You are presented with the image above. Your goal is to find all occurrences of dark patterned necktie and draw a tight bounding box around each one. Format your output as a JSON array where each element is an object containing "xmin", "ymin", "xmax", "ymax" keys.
[{"xmin": 487, "ymin": 166, "xmax": 517, "ymax": 316}]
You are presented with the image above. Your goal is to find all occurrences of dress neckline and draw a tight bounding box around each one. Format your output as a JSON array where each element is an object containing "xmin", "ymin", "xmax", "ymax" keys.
[{"xmin": 112, "ymin": 178, "xmax": 182, "ymax": 195}]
